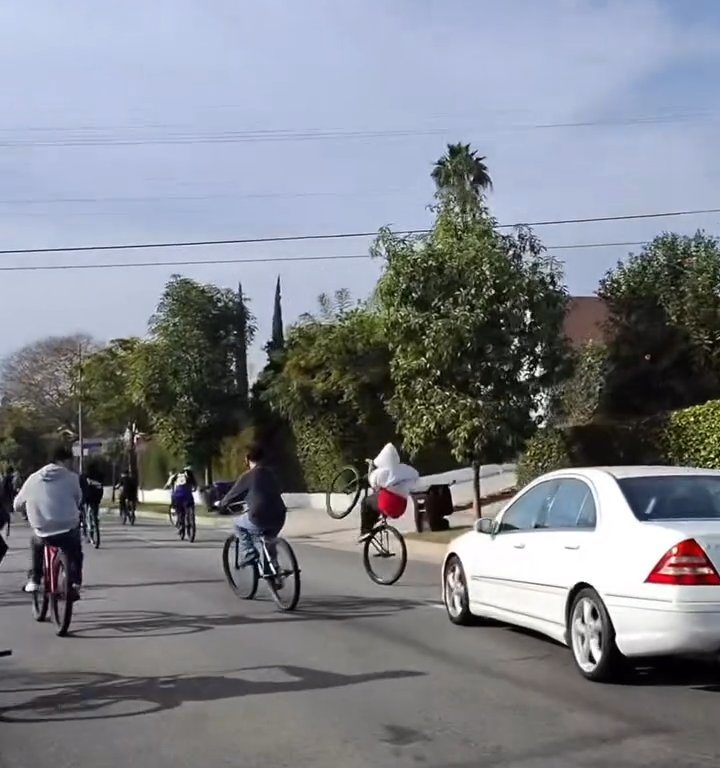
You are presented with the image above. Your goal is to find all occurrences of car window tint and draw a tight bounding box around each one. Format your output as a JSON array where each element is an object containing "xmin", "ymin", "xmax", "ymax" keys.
[
  {"xmin": 618, "ymin": 476, "xmax": 720, "ymax": 520},
  {"xmin": 499, "ymin": 481, "xmax": 557, "ymax": 533},
  {"xmin": 542, "ymin": 479, "xmax": 596, "ymax": 530}
]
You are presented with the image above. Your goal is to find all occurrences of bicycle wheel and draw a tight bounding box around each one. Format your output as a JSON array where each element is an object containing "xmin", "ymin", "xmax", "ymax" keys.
[
  {"xmin": 325, "ymin": 466, "xmax": 362, "ymax": 519},
  {"xmin": 222, "ymin": 535, "xmax": 258, "ymax": 599},
  {"xmin": 32, "ymin": 587, "xmax": 49, "ymax": 622},
  {"xmin": 266, "ymin": 538, "xmax": 301, "ymax": 611},
  {"xmin": 187, "ymin": 507, "xmax": 196, "ymax": 542},
  {"xmin": 363, "ymin": 524, "xmax": 407, "ymax": 586},
  {"xmin": 89, "ymin": 508, "xmax": 101, "ymax": 549},
  {"xmin": 50, "ymin": 554, "xmax": 73, "ymax": 637}
]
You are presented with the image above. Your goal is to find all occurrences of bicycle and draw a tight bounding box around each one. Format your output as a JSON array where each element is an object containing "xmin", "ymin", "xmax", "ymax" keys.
[
  {"xmin": 31, "ymin": 541, "xmax": 75, "ymax": 637},
  {"xmin": 80, "ymin": 503, "xmax": 101, "ymax": 549},
  {"xmin": 119, "ymin": 497, "xmax": 136, "ymax": 526},
  {"xmin": 221, "ymin": 506, "xmax": 300, "ymax": 611},
  {"xmin": 325, "ymin": 459, "xmax": 373, "ymax": 519},
  {"xmin": 176, "ymin": 501, "xmax": 196, "ymax": 542},
  {"xmin": 362, "ymin": 514, "xmax": 408, "ymax": 586}
]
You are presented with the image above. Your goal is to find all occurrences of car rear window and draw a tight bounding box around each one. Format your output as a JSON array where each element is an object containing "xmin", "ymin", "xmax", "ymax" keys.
[{"xmin": 617, "ymin": 475, "xmax": 720, "ymax": 521}]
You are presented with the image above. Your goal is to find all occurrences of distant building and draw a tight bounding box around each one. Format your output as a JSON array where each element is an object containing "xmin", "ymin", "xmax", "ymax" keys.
[{"xmin": 563, "ymin": 296, "xmax": 609, "ymax": 347}]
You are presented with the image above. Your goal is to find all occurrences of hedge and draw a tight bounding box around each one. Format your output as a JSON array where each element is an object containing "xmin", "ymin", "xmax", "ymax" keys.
[{"xmin": 517, "ymin": 398, "xmax": 720, "ymax": 486}]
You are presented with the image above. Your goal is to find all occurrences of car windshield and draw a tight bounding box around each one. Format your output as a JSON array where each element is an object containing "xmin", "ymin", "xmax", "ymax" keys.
[{"xmin": 617, "ymin": 475, "xmax": 720, "ymax": 521}]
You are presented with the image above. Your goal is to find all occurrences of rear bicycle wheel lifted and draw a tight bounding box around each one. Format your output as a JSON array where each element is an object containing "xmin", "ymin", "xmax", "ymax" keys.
[
  {"xmin": 266, "ymin": 538, "xmax": 301, "ymax": 611},
  {"xmin": 363, "ymin": 523, "xmax": 407, "ymax": 586},
  {"xmin": 50, "ymin": 554, "xmax": 73, "ymax": 637},
  {"xmin": 222, "ymin": 535, "xmax": 258, "ymax": 599},
  {"xmin": 326, "ymin": 465, "xmax": 362, "ymax": 520}
]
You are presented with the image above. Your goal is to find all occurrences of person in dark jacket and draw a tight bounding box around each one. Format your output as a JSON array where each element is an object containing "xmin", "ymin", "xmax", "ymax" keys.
[{"xmin": 220, "ymin": 444, "xmax": 286, "ymax": 566}]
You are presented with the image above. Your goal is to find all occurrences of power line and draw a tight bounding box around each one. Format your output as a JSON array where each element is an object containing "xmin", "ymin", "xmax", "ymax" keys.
[
  {"xmin": 0, "ymin": 111, "xmax": 716, "ymax": 149},
  {"xmin": 0, "ymin": 241, "xmax": 660, "ymax": 273},
  {"xmin": 0, "ymin": 207, "xmax": 716, "ymax": 257}
]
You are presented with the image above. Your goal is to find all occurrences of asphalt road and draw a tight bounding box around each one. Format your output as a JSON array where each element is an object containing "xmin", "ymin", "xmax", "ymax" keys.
[{"xmin": 2, "ymin": 518, "xmax": 720, "ymax": 768}]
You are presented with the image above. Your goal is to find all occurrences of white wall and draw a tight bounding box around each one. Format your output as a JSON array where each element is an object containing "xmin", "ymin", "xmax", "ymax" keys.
[{"xmin": 132, "ymin": 463, "xmax": 517, "ymax": 510}]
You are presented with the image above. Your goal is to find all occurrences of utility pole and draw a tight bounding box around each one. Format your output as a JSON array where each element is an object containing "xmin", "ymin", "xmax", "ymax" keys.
[{"xmin": 77, "ymin": 342, "xmax": 84, "ymax": 475}]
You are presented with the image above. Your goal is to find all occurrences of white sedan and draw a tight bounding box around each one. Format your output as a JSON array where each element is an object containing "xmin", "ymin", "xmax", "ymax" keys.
[{"xmin": 442, "ymin": 466, "xmax": 720, "ymax": 682}]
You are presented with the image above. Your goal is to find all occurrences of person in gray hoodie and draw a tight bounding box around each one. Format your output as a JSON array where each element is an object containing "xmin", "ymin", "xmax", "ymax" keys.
[{"xmin": 13, "ymin": 445, "xmax": 84, "ymax": 595}]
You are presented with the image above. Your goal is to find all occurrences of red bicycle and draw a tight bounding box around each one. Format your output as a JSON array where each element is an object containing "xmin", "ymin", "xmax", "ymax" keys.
[{"xmin": 31, "ymin": 543, "xmax": 74, "ymax": 636}]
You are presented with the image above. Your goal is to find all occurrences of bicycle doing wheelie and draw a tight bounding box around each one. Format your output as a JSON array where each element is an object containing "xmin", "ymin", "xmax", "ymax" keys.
[
  {"xmin": 31, "ymin": 540, "xmax": 76, "ymax": 636},
  {"xmin": 326, "ymin": 460, "xmax": 409, "ymax": 585},
  {"xmin": 222, "ymin": 503, "xmax": 300, "ymax": 611}
]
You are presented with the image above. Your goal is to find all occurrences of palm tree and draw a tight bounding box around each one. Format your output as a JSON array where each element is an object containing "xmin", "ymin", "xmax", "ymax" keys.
[{"xmin": 431, "ymin": 143, "xmax": 493, "ymax": 209}]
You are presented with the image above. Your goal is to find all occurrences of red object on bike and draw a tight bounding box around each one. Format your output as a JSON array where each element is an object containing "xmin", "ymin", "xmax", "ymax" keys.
[{"xmin": 378, "ymin": 488, "xmax": 407, "ymax": 518}]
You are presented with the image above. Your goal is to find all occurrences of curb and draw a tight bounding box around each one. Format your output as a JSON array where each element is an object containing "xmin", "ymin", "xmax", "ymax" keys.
[{"xmin": 108, "ymin": 506, "xmax": 450, "ymax": 564}]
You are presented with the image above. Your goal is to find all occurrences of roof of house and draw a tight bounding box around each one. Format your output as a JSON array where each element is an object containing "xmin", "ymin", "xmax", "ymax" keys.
[{"xmin": 563, "ymin": 296, "xmax": 609, "ymax": 347}]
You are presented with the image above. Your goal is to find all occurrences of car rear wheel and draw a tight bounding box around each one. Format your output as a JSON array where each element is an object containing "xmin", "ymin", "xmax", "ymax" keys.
[
  {"xmin": 569, "ymin": 588, "xmax": 623, "ymax": 682},
  {"xmin": 444, "ymin": 556, "xmax": 472, "ymax": 625}
]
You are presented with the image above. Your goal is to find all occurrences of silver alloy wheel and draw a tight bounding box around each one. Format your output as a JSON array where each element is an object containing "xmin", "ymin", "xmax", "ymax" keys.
[
  {"xmin": 445, "ymin": 560, "xmax": 466, "ymax": 619},
  {"xmin": 571, "ymin": 596, "xmax": 604, "ymax": 674}
]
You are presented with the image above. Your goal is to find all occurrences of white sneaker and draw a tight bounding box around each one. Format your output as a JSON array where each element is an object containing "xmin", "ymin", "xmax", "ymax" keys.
[{"xmin": 23, "ymin": 580, "xmax": 40, "ymax": 593}]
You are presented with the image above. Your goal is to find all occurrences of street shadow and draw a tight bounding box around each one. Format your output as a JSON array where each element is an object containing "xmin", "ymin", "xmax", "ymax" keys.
[
  {"xmin": 0, "ymin": 664, "xmax": 425, "ymax": 723},
  {"xmin": 70, "ymin": 594, "xmax": 429, "ymax": 639},
  {"xmin": 617, "ymin": 656, "xmax": 720, "ymax": 690},
  {"xmin": 84, "ymin": 577, "xmax": 220, "ymax": 592}
]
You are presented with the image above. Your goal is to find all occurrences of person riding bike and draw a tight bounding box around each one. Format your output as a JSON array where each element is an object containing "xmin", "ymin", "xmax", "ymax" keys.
[
  {"xmin": 358, "ymin": 443, "xmax": 419, "ymax": 542},
  {"xmin": 80, "ymin": 469, "xmax": 104, "ymax": 521},
  {"xmin": 170, "ymin": 471, "xmax": 195, "ymax": 534},
  {"xmin": 220, "ymin": 443, "xmax": 286, "ymax": 567},
  {"xmin": 14, "ymin": 446, "xmax": 84, "ymax": 598},
  {"xmin": 114, "ymin": 471, "xmax": 138, "ymax": 517}
]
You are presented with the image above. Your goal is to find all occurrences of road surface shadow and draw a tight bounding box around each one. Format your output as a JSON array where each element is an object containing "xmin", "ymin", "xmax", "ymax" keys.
[
  {"xmin": 71, "ymin": 594, "xmax": 430, "ymax": 638},
  {"xmin": 0, "ymin": 665, "xmax": 425, "ymax": 723},
  {"xmin": 84, "ymin": 577, "xmax": 220, "ymax": 592}
]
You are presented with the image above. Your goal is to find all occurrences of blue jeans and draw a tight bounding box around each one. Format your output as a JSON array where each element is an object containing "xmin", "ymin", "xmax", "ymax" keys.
[{"xmin": 234, "ymin": 513, "xmax": 281, "ymax": 565}]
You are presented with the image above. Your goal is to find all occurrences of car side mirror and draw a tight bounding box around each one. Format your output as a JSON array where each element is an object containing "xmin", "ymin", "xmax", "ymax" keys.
[{"xmin": 475, "ymin": 517, "xmax": 496, "ymax": 535}]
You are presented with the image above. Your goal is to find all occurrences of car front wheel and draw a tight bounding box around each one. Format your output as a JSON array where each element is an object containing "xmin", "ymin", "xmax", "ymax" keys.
[
  {"xmin": 569, "ymin": 588, "xmax": 623, "ymax": 682},
  {"xmin": 444, "ymin": 556, "xmax": 472, "ymax": 625}
]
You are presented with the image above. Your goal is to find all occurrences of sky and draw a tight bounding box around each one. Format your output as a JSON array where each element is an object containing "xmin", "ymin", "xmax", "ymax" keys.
[{"xmin": 0, "ymin": 0, "xmax": 718, "ymax": 374}]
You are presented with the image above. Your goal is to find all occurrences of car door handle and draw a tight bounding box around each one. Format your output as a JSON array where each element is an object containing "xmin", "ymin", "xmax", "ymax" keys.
[
  {"xmin": 513, "ymin": 543, "xmax": 525, "ymax": 549},
  {"xmin": 564, "ymin": 544, "xmax": 580, "ymax": 550}
]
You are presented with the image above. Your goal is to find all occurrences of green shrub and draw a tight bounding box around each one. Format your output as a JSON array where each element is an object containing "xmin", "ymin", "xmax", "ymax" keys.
[
  {"xmin": 666, "ymin": 399, "xmax": 720, "ymax": 467},
  {"xmin": 517, "ymin": 398, "xmax": 720, "ymax": 486},
  {"xmin": 516, "ymin": 430, "xmax": 572, "ymax": 486}
]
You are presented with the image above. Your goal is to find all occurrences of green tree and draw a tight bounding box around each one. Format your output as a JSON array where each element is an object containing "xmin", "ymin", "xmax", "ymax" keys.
[
  {"xmin": 431, "ymin": 142, "xmax": 493, "ymax": 212},
  {"xmin": 83, "ymin": 338, "xmax": 148, "ymax": 435},
  {"xmin": 374, "ymin": 200, "xmax": 570, "ymax": 514},
  {"xmin": 234, "ymin": 282, "xmax": 250, "ymax": 409},
  {"xmin": 267, "ymin": 276, "xmax": 285, "ymax": 354},
  {"xmin": 549, "ymin": 341, "xmax": 608, "ymax": 427},
  {"xmin": 264, "ymin": 295, "xmax": 396, "ymax": 489},
  {"xmin": 599, "ymin": 231, "xmax": 720, "ymax": 416},
  {"xmin": 133, "ymin": 276, "xmax": 255, "ymax": 480}
]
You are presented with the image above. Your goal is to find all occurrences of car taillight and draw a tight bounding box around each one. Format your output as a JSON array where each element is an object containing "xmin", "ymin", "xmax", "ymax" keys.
[{"xmin": 646, "ymin": 539, "xmax": 720, "ymax": 585}]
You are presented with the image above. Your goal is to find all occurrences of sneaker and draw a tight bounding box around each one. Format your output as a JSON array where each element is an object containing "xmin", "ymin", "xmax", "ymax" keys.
[
  {"xmin": 69, "ymin": 586, "xmax": 81, "ymax": 602},
  {"xmin": 23, "ymin": 580, "xmax": 40, "ymax": 593}
]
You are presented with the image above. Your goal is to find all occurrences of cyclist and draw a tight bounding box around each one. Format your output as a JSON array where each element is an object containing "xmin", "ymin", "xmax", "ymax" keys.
[
  {"xmin": 170, "ymin": 470, "xmax": 194, "ymax": 535},
  {"xmin": 80, "ymin": 469, "xmax": 104, "ymax": 525},
  {"xmin": 14, "ymin": 446, "xmax": 84, "ymax": 597},
  {"xmin": 0, "ymin": 474, "xmax": 10, "ymax": 568},
  {"xmin": 358, "ymin": 443, "xmax": 419, "ymax": 542},
  {"xmin": 220, "ymin": 443, "xmax": 286, "ymax": 566},
  {"xmin": 114, "ymin": 470, "xmax": 138, "ymax": 518}
]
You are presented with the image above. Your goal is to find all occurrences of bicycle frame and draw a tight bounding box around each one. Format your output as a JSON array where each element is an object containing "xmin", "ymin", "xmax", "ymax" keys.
[{"xmin": 42, "ymin": 545, "xmax": 60, "ymax": 594}]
